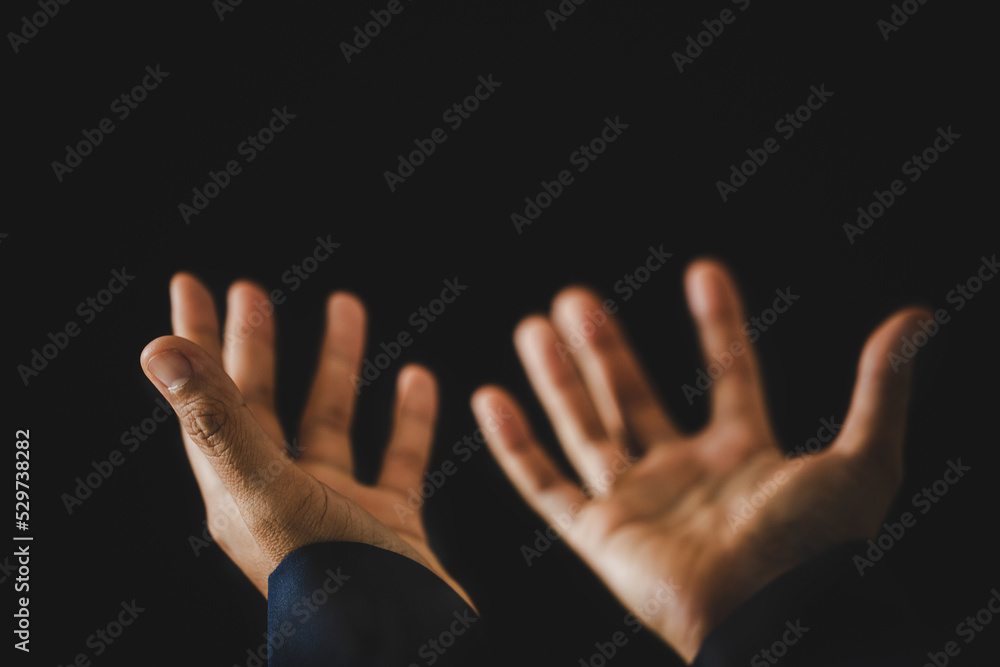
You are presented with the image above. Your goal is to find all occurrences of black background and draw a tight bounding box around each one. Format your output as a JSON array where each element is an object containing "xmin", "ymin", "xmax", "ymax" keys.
[{"xmin": 4, "ymin": 0, "xmax": 997, "ymax": 665}]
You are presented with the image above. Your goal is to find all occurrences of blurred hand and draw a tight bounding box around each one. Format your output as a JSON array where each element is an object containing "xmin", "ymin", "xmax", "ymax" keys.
[
  {"xmin": 472, "ymin": 259, "xmax": 927, "ymax": 662},
  {"xmin": 141, "ymin": 273, "xmax": 470, "ymax": 605}
]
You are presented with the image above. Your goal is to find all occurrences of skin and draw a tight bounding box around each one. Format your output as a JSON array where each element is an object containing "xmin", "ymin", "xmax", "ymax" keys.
[
  {"xmin": 142, "ymin": 261, "xmax": 928, "ymax": 662},
  {"xmin": 470, "ymin": 259, "xmax": 929, "ymax": 662},
  {"xmin": 140, "ymin": 273, "xmax": 471, "ymax": 606}
]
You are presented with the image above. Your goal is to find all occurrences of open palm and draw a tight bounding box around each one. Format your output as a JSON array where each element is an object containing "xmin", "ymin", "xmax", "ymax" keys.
[
  {"xmin": 142, "ymin": 273, "xmax": 470, "ymax": 605},
  {"xmin": 472, "ymin": 259, "xmax": 926, "ymax": 661}
]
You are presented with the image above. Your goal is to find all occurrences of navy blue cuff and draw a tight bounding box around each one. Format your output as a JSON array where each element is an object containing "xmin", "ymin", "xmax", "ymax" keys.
[
  {"xmin": 266, "ymin": 542, "xmax": 490, "ymax": 667},
  {"xmin": 692, "ymin": 541, "xmax": 920, "ymax": 666}
]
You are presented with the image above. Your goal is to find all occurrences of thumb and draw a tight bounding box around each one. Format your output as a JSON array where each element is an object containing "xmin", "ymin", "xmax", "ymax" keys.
[
  {"xmin": 834, "ymin": 308, "xmax": 934, "ymax": 482},
  {"xmin": 140, "ymin": 335, "xmax": 317, "ymax": 559}
]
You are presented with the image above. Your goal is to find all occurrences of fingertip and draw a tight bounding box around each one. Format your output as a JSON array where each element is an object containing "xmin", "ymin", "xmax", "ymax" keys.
[
  {"xmin": 147, "ymin": 350, "xmax": 194, "ymax": 391},
  {"xmin": 684, "ymin": 257, "xmax": 727, "ymax": 287},
  {"xmin": 171, "ymin": 270, "xmax": 201, "ymax": 286},
  {"xmin": 170, "ymin": 273, "xmax": 219, "ymax": 328},
  {"xmin": 399, "ymin": 362, "xmax": 435, "ymax": 385},
  {"xmin": 141, "ymin": 336, "xmax": 197, "ymax": 391},
  {"xmin": 513, "ymin": 315, "xmax": 551, "ymax": 352},
  {"xmin": 471, "ymin": 385, "xmax": 528, "ymax": 447},
  {"xmin": 226, "ymin": 281, "xmax": 275, "ymax": 330},
  {"xmin": 171, "ymin": 271, "xmax": 209, "ymax": 296},
  {"xmin": 684, "ymin": 261, "xmax": 714, "ymax": 319},
  {"xmin": 141, "ymin": 334, "xmax": 185, "ymax": 366},
  {"xmin": 890, "ymin": 307, "xmax": 937, "ymax": 336},
  {"xmin": 684, "ymin": 258, "xmax": 736, "ymax": 320},
  {"xmin": 685, "ymin": 256, "xmax": 730, "ymax": 275},
  {"xmin": 328, "ymin": 291, "xmax": 365, "ymax": 319},
  {"xmin": 321, "ymin": 291, "xmax": 366, "ymax": 360},
  {"xmin": 398, "ymin": 364, "xmax": 438, "ymax": 405},
  {"xmin": 877, "ymin": 306, "xmax": 934, "ymax": 335},
  {"xmin": 471, "ymin": 384, "xmax": 505, "ymax": 414},
  {"xmin": 327, "ymin": 291, "xmax": 366, "ymax": 339},
  {"xmin": 227, "ymin": 278, "xmax": 270, "ymax": 303},
  {"xmin": 141, "ymin": 335, "xmax": 219, "ymax": 372},
  {"xmin": 551, "ymin": 285, "xmax": 600, "ymax": 318},
  {"xmin": 859, "ymin": 307, "xmax": 936, "ymax": 378},
  {"xmin": 837, "ymin": 307, "xmax": 932, "ymax": 466},
  {"xmin": 170, "ymin": 271, "xmax": 192, "ymax": 290}
]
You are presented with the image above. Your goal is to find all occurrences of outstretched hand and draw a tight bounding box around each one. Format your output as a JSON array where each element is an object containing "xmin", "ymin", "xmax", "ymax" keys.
[
  {"xmin": 142, "ymin": 273, "xmax": 470, "ymax": 605},
  {"xmin": 472, "ymin": 259, "xmax": 927, "ymax": 661}
]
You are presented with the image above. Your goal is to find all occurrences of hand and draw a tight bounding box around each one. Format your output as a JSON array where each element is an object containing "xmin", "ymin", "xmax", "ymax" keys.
[
  {"xmin": 141, "ymin": 273, "xmax": 471, "ymax": 605},
  {"xmin": 471, "ymin": 259, "xmax": 927, "ymax": 662}
]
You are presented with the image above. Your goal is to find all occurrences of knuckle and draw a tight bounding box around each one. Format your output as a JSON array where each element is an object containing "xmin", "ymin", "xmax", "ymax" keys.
[
  {"xmin": 241, "ymin": 385, "xmax": 275, "ymax": 410},
  {"xmin": 384, "ymin": 446, "xmax": 427, "ymax": 472},
  {"xmin": 178, "ymin": 394, "xmax": 240, "ymax": 455},
  {"xmin": 718, "ymin": 421, "xmax": 760, "ymax": 450},
  {"xmin": 722, "ymin": 358, "xmax": 755, "ymax": 383},
  {"xmin": 586, "ymin": 319, "xmax": 618, "ymax": 352},
  {"xmin": 318, "ymin": 401, "xmax": 352, "ymax": 431}
]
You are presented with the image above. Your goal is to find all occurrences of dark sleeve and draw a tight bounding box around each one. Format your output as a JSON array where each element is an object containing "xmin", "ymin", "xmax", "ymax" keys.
[
  {"xmin": 692, "ymin": 541, "xmax": 921, "ymax": 666},
  {"xmin": 266, "ymin": 542, "xmax": 494, "ymax": 667}
]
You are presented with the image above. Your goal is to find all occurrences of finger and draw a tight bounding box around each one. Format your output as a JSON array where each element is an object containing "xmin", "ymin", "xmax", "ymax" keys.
[
  {"xmin": 685, "ymin": 260, "xmax": 771, "ymax": 435},
  {"xmin": 833, "ymin": 308, "xmax": 932, "ymax": 480},
  {"xmin": 222, "ymin": 281, "xmax": 285, "ymax": 447},
  {"xmin": 515, "ymin": 316, "xmax": 621, "ymax": 486},
  {"xmin": 472, "ymin": 386, "xmax": 587, "ymax": 525},
  {"xmin": 298, "ymin": 292, "xmax": 365, "ymax": 471},
  {"xmin": 169, "ymin": 272, "xmax": 225, "ymax": 500},
  {"xmin": 377, "ymin": 365, "xmax": 437, "ymax": 494},
  {"xmin": 551, "ymin": 287, "xmax": 679, "ymax": 449},
  {"xmin": 170, "ymin": 272, "xmax": 223, "ymax": 363},
  {"xmin": 141, "ymin": 335, "xmax": 322, "ymax": 561}
]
